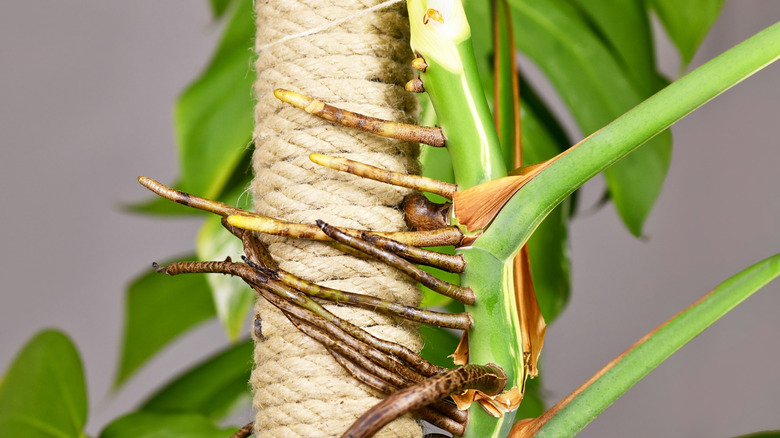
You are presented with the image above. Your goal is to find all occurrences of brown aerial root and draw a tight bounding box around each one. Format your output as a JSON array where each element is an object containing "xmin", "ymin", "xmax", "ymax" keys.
[
  {"xmin": 137, "ymin": 176, "xmax": 251, "ymax": 217},
  {"xmin": 230, "ymin": 422, "xmax": 253, "ymax": 438},
  {"xmin": 137, "ymin": 177, "xmax": 463, "ymax": 247},
  {"xmin": 341, "ymin": 364, "xmax": 508, "ymax": 438},
  {"xmin": 309, "ymin": 153, "xmax": 457, "ymax": 200},
  {"xmin": 271, "ymin": 266, "xmax": 471, "ymax": 329},
  {"xmin": 274, "ymin": 88, "xmax": 446, "ymax": 147},
  {"xmin": 361, "ymin": 233, "xmax": 465, "ymax": 274},
  {"xmin": 156, "ymin": 227, "xmax": 470, "ymax": 436},
  {"xmin": 317, "ymin": 220, "xmax": 476, "ymax": 305},
  {"xmin": 141, "ymin": 178, "xmax": 476, "ymax": 434},
  {"xmin": 226, "ymin": 214, "xmax": 463, "ymax": 247}
]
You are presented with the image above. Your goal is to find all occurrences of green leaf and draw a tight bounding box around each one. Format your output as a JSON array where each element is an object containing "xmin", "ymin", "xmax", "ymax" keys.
[
  {"xmin": 197, "ymin": 216, "xmax": 254, "ymax": 341},
  {"xmin": 418, "ymin": 325, "xmax": 459, "ymax": 370},
  {"xmin": 141, "ymin": 340, "xmax": 253, "ymax": 420},
  {"xmin": 515, "ymin": 376, "xmax": 544, "ymax": 420},
  {"xmin": 115, "ymin": 256, "xmax": 216, "ymax": 387},
  {"xmin": 176, "ymin": 0, "xmax": 255, "ymax": 200},
  {"xmin": 650, "ymin": 0, "xmax": 725, "ymax": 68},
  {"xmin": 478, "ymin": 21, "xmax": 780, "ymax": 262},
  {"xmin": 508, "ymin": 0, "xmax": 672, "ymax": 236},
  {"xmin": 0, "ymin": 330, "xmax": 88, "ymax": 438},
  {"xmin": 99, "ymin": 412, "xmax": 237, "ymax": 438},
  {"xmin": 530, "ymin": 253, "xmax": 780, "ymax": 437},
  {"xmin": 569, "ymin": 0, "xmax": 661, "ymax": 95},
  {"xmin": 208, "ymin": 0, "xmax": 233, "ymax": 19}
]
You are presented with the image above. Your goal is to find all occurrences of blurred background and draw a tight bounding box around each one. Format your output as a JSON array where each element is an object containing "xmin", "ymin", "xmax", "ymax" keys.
[{"xmin": 1, "ymin": 1, "xmax": 778, "ymax": 437}]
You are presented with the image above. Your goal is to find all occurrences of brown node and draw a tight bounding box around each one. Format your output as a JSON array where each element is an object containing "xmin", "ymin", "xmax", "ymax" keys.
[
  {"xmin": 402, "ymin": 193, "xmax": 451, "ymax": 231},
  {"xmin": 405, "ymin": 77, "xmax": 425, "ymax": 93}
]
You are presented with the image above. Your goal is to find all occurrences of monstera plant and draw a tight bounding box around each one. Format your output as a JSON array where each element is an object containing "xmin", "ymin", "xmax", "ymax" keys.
[{"xmin": 1, "ymin": 1, "xmax": 778, "ymax": 437}]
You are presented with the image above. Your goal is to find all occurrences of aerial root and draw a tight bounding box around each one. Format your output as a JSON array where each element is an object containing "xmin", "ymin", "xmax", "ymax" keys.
[
  {"xmin": 226, "ymin": 214, "xmax": 463, "ymax": 247},
  {"xmin": 274, "ymin": 88, "xmax": 446, "ymax": 147},
  {"xmin": 317, "ymin": 220, "xmax": 475, "ymax": 305},
  {"xmin": 342, "ymin": 364, "xmax": 508, "ymax": 438},
  {"xmin": 309, "ymin": 153, "xmax": 457, "ymax": 200},
  {"xmin": 229, "ymin": 422, "xmax": 253, "ymax": 438},
  {"xmin": 142, "ymin": 178, "xmax": 475, "ymax": 435}
]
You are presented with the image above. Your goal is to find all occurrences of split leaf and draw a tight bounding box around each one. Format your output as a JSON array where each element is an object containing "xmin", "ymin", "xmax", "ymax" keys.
[{"xmin": 508, "ymin": 0, "xmax": 672, "ymax": 236}]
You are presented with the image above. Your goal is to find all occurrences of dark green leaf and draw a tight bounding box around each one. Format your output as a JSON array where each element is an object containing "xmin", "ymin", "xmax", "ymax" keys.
[
  {"xmin": 508, "ymin": 0, "xmax": 672, "ymax": 236},
  {"xmin": 115, "ymin": 256, "xmax": 216, "ymax": 387},
  {"xmin": 208, "ymin": 0, "xmax": 233, "ymax": 19},
  {"xmin": 515, "ymin": 376, "xmax": 544, "ymax": 420},
  {"xmin": 650, "ymin": 0, "xmax": 725, "ymax": 68},
  {"xmin": 569, "ymin": 0, "xmax": 661, "ymax": 95},
  {"xmin": 0, "ymin": 330, "xmax": 88, "ymax": 438},
  {"xmin": 418, "ymin": 325, "xmax": 459, "ymax": 370},
  {"xmin": 196, "ymin": 216, "xmax": 254, "ymax": 341},
  {"xmin": 141, "ymin": 340, "xmax": 253, "ymax": 420},
  {"xmin": 99, "ymin": 412, "xmax": 237, "ymax": 438},
  {"xmin": 478, "ymin": 22, "xmax": 780, "ymax": 261},
  {"xmin": 176, "ymin": 0, "xmax": 255, "ymax": 200},
  {"xmin": 533, "ymin": 254, "xmax": 780, "ymax": 437}
]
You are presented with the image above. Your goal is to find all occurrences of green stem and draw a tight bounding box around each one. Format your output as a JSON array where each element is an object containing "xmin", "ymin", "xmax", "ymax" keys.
[{"xmin": 420, "ymin": 40, "xmax": 507, "ymax": 188}]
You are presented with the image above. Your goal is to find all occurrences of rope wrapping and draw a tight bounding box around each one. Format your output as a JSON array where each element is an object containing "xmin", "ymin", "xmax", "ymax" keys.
[{"xmin": 251, "ymin": 1, "xmax": 424, "ymax": 436}]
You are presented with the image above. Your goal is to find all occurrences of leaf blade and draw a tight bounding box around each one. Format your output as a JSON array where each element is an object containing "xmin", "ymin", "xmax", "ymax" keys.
[
  {"xmin": 141, "ymin": 340, "xmax": 253, "ymax": 420},
  {"xmin": 477, "ymin": 22, "xmax": 780, "ymax": 262},
  {"xmin": 176, "ymin": 0, "xmax": 254, "ymax": 200},
  {"xmin": 196, "ymin": 216, "xmax": 254, "ymax": 341},
  {"xmin": 508, "ymin": 0, "xmax": 672, "ymax": 235},
  {"xmin": 115, "ymin": 256, "xmax": 216, "ymax": 387},
  {"xmin": 99, "ymin": 412, "xmax": 237, "ymax": 438},
  {"xmin": 0, "ymin": 330, "xmax": 88, "ymax": 438},
  {"xmin": 651, "ymin": 0, "xmax": 726, "ymax": 68}
]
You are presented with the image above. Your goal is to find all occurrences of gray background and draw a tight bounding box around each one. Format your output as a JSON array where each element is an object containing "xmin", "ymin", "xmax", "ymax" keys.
[{"xmin": 1, "ymin": 1, "xmax": 778, "ymax": 437}]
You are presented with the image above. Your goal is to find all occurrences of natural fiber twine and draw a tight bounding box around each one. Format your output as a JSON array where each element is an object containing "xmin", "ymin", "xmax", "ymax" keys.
[{"xmin": 251, "ymin": 1, "xmax": 423, "ymax": 436}]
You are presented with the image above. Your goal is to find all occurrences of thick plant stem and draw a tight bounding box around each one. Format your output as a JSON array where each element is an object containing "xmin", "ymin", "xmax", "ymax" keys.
[{"xmin": 251, "ymin": 2, "xmax": 423, "ymax": 437}]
